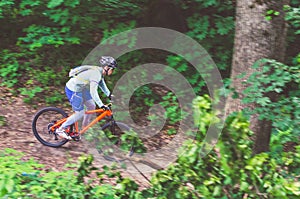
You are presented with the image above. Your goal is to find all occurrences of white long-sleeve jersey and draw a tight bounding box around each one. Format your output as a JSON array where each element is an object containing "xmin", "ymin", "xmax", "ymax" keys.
[{"xmin": 66, "ymin": 66, "xmax": 110, "ymax": 108}]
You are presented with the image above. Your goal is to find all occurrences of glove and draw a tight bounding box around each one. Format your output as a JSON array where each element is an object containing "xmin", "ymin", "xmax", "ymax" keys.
[
  {"xmin": 108, "ymin": 93, "xmax": 114, "ymax": 103},
  {"xmin": 101, "ymin": 105, "xmax": 109, "ymax": 110},
  {"xmin": 108, "ymin": 93, "xmax": 113, "ymax": 100}
]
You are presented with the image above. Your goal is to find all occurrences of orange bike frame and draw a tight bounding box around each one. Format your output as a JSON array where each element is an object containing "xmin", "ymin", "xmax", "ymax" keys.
[{"xmin": 50, "ymin": 108, "xmax": 113, "ymax": 135}]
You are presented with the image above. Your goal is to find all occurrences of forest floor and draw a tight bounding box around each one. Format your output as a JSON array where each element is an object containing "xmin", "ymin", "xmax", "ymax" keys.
[{"xmin": 0, "ymin": 87, "xmax": 159, "ymax": 188}]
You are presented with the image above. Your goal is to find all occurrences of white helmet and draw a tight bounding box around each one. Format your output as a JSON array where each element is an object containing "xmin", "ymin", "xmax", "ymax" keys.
[{"xmin": 99, "ymin": 56, "xmax": 118, "ymax": 69}]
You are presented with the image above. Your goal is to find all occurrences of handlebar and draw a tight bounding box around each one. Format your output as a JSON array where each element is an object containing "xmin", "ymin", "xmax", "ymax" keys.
[
  {"xmin": 106, "ymin": 103, "xmax": 112, "ymax": 107},
  {"xmin": 85, "ymin": 103, "xmax": 112, "ymax": 114}
]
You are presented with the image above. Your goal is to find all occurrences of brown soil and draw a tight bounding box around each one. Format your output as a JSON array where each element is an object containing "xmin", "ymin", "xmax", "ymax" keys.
[
  {"xmin": 0, "ymin": 87, "xmax": 152, "ymax": 187},
  {"xmin": 0, "ymin": 87, "xmax": 87, "ymax": 168}
]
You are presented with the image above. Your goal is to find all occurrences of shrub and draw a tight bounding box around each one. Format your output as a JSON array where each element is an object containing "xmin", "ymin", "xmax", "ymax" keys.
[
  {"xmin": 0, "ymin": 148, "xmax": 140, "ymax": 199},
  {"xmin": 143, "ymin": 112, "xmax": 300, "ymax": 198}
]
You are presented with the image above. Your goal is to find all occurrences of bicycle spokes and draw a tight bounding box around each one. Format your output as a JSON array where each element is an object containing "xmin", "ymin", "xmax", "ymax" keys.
[{"xmin": 32, "ymin": 107, "xmax": 69, "ymax": 147}]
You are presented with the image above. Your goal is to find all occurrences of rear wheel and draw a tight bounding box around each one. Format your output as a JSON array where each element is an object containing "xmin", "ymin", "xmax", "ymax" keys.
[{"xmin": 32, "ymin": 107, "xmax": 71, "ymax": 147}]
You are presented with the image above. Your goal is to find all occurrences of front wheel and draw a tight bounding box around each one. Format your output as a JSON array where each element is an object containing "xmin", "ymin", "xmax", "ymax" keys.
[
  {"xmin": 99, "ymin": 121, "xmax": 136, "ymax": 161},
  {"xmin": 32, "ymin": 107, "xmax": 70, "ymax": 147}
]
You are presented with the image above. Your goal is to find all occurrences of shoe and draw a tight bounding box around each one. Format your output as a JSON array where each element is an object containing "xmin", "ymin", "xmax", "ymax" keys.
[
  {"xmin": 70, "ymin": 132, "xmax": 81, "ymax": 141},
  {"xmin": 56, "ymin": 128, "xmax": 72, "ymax": 140}
]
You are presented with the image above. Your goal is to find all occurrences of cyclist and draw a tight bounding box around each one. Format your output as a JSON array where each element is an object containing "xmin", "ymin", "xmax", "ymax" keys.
[{"xmin": 56, "ymin": 56, "xmax": 117, "ymax": 139}]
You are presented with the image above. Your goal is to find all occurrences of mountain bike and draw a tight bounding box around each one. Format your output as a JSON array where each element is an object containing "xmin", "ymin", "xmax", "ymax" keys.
[{"xmin": 32, "ymin": 103, "xmax": 135, "ymax": 158}]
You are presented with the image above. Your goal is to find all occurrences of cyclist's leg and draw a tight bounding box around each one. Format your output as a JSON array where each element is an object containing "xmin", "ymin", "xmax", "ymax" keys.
[
  {"xmin": 60, "ymin": 87, "xmax": 85, "ymax": 129},
  {"xmin": 82, "ymin": 89, "xmax": 95, "ymax": 127},
  {"xmin": 61, "ymin": 110, "xmax": 84, "ymax": 128},
  {"xmin": 82, "ymin": 99, "xmax": 95, "ymax": 127}
]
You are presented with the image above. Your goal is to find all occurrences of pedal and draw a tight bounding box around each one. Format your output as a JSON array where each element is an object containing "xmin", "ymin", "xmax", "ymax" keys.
[
  {"xmin": 70, "ymin": 132, "xmax": 81, "ymax": 141},
  {"xmin": 72, "ymin": 136, "xmax": 81, "ymax": 141}
]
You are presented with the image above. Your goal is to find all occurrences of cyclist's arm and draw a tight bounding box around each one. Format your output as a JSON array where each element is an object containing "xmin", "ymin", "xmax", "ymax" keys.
[
  {"xmin": 98, "ymin": 79, "xmax": 110, "ymax": 97},
  {"xmin": 88, "ymin": 71, "xmax": 104, "ymax": 108},
  {"xmin": 90, "ymin": 81, "xmax": 104, "ymax": 108}
]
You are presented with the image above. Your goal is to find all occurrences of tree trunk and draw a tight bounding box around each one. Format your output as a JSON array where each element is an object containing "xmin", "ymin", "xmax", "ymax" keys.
[{"xmin": 225, "ymin": 0, "xmax": 289, "ymax": 154}]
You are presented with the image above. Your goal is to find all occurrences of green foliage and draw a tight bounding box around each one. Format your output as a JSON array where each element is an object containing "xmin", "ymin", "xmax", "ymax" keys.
[
  {"xmin": 1, "ymin": 101, "xmax": 299, "ymax": 198},
  {"xmin": 84, "ymin": 126, "xmax": 147, "ymax": 155},
  {"xmin": 284, "ymin": 3, "xmax": 300, "ymax": 67},
  {"xmin": 186, "ymin": 13, "xmax": 234, "ymax": 39},
  {"xmin": 18, "ymin": 25, "xmax": 80, "ymax": 50},
  {"xmin": 0, "ymin": 0, "xmax": 150, "ymax": 105},
  {"xmin": 285, "ymin": 5, "xmax": 300, "ymax": 34},
  {"xmin": 18, "ymin": 86, "xmax": 43, "ymax": 104},
  {"xmin": 47, "ymin": 0, "xmax": 65, "ymax": 9},
  {"xmin": 119, "ymin": 129, "xmax": 147, "ymax": 153},
  {"xmin": 160, "ymin": 92, "xmax": 182, "ymax": 125},
  {"xmin": 0, "ymin": 52, "xmax": 66, "ymax": 104},
  {"xmin": 1, "ymin": 0, "xmax": 299, "ymax": 110},
  {"xmin": 0, "ymin": 115, "xmax": 6, "ymax": 126},
  {"xmin": 16, "ymin": 0, "xmax": 143, "ymax": 52},
  {"xmin": 184, "ymin": 0, "xmax": 235, "ymax": 71},
  {"xmin": 270, "ymin": 128, "xmax": 298, "ymax": 154},
  {"xmin": 45, "ymin": 90, "xmax": 65, "ymax": 105},
  {"xmin": 265, "ymin": 9, "xmax": 280, "ymax": 21},
  {"xmin": 0, "ymin": 50, "xmax": 28, "ymax": 87},
  {"xmin": 0, "ymin": 0, "xmax": 14, "ymax": 18},
  {"xmin": 242, "ymin": 59, "xmax": 300, "ymax": 133},
  {"xmin": 163, "ymin": 2, "xmax": 235, "ymax": 95},
  {"xmin": 192, "ymin": 94, "xmax": 214, "ymax": 134},
  {"xmin": 187, "ymin": 15, "xmax": 210, "ymax": 40},
  {"xmin": 76, "ymin": 155, "xmax": 97, "ymax": 184},
  {"xmin": 101, "ymin": 20, "xmax": 137, "ymax": 44},
  {"xmin": 1, "ymin": 0, "xmax": 299, "ymax": 197},
  {"xmin": 0, "ymin": 148, "xmax": 140, "ymax": 199},
  {"xmin": 192, "ymin": 93, "xmax": 222, "ymax": 142},
  {"xmin": 32, "ymin": 67, "xmax": 66, "ymax": 87},
  {"xmin": 97, "ymin": 165, "xmax": 140, "ymax": 199},
  {"xmin": 0, "ymin": 148, "xmax": 44, "ymax": 198},
  {"xmin": 166, "ymin": 55, "xmax": 205, "ymax": 94},
  {"xmin": 215, "ymin": 16, "xmax": 234, "ymax": 35},
  {"xmin": 143, "ymin": 112, "xmax": 300, "ymax": 198}
]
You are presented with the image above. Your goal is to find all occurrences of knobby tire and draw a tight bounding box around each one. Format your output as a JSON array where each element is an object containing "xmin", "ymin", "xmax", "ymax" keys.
[{"xmin": 32, "ymin": 107, "xmax": 70, "ymax": 148}]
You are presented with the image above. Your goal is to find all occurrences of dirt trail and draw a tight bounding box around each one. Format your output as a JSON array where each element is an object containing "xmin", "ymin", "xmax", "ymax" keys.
[{"xmin": 0, "ymin": 88, "xmax": 153, "ymax": 187}]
